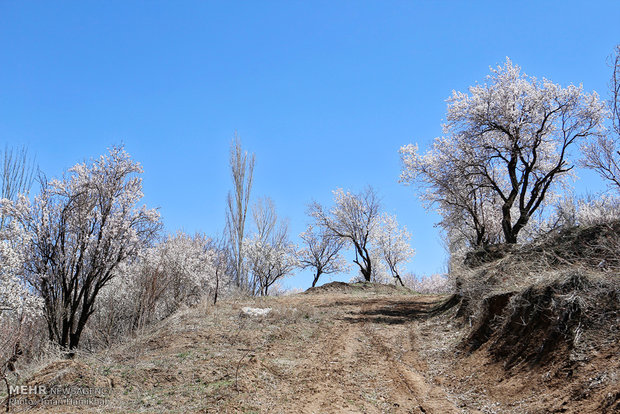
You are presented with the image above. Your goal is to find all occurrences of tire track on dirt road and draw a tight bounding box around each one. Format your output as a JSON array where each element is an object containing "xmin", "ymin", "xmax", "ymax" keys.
[
  {"xmin": 357, "ymin": 300, "xmax": 463, "ymax": 414},
  {"xmin": 285, "ymin": 296, "xmax": 463, "ymax": 413}
]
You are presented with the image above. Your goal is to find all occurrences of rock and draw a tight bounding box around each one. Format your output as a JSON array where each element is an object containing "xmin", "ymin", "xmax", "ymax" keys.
[{"xmin": 241, "ymin": 307, "xmax": 272, "ymax": 317}]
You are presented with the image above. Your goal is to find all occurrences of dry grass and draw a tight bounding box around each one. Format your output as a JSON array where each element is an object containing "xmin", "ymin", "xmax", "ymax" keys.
[
  {"xmin": 4, "ymin": 288, "xmax": 459, "ymax": 413},
  {"xmin": 444, "ymin": 220, "xmax": 620, "ymax": 413}
]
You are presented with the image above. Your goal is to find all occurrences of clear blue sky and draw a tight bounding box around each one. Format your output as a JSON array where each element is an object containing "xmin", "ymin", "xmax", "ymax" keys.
[{"xmin": 1, "ymin": 1, "xmax": 618, "ymax": 289}]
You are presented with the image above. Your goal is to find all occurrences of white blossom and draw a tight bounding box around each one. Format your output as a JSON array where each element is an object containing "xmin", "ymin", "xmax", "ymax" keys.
[
  {"xmin": 309, "ymin": 187, "xmax": 381, "ymax": 282},
  {"xmin": 401, "ymin": 58, "xmax": 605, "ymax": 247},
  {"xmin": 2, "ymin": 146, "xmax": 161, "ymax": 350},
  {"xmin": 0, "ymin": 217, "xmax": 43, "ymax": 319},
  {"xmin": 371, "ymin": 213, "xmax": 415, "ymax": 286}
]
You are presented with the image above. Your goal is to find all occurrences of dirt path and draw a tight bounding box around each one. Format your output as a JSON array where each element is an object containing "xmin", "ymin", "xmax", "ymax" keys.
[
  {"xmin": 20, "ymin": 291, "xmax": 472, "ymax": 413},
  {"xmin": 262, "ymin": 294, "xmax": 464, "ymax": 414}
]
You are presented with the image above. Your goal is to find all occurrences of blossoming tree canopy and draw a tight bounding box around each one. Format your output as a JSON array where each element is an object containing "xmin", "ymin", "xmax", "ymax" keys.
[
  {"xmin": 309, "ymin": 187, "xmax": 381, "ymax": 282},
  {"xmin": 401, "ymin": 58, "xmax": 605, "ymax": 245},
  {"xmin": 298, "ymin": 224, "xmax": 349, "ymax": 288},
  {"xmin": 372, "ymin": 213, "xmax": 415, "ymax": 286},
  {"xmin": 3, "ymin": 146, "xmax": 161, "ymax": 351}
]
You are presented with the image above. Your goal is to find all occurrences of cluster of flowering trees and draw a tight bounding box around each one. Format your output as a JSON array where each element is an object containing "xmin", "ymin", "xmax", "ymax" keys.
[
  {"xmin": 309, "ymin": 187, "xmax": 415, "ymax": 285},
  {"xmin": 0, "ymin": 144, "xmax": 247, "ymax": 367},
  {"xmin": 238, "ymin": 186, "xmax": 416, "ymax": 292},
  {"xmin": 0, "ymin": 146, "xmax": 243, "ymax": 356},
  {"xmin": 233, "ymin": 183, "xmax": 417, "ymax": 290},
  {"xmin": 402, "ymin": 273, "xmax": 452, "ymax": 295},
  {"xmin": 88, "ymin": 232, "xmax": 231, "ymax": 346},
  {"xmin": 4, "ymin": 48, "xmax": 618, "ymax": 363},
  {"xmin": 552, "ymin": 193, "xmax": 620, "ymax": 228},
  {"xmin": 401, "ymin": 56, "xmax": 618, "ymax": 253}
]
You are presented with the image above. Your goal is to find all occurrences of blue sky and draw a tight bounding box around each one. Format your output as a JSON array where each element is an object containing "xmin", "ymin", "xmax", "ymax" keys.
[{"xmin": 1, "ymin": 1, "xmax": 619, "ymax": 289}]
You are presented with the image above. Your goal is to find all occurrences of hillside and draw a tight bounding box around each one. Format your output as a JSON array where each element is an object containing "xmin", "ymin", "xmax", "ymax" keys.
[{"xmin": 6, "ymin": 273, "xmax": 619, "ymax": 413}]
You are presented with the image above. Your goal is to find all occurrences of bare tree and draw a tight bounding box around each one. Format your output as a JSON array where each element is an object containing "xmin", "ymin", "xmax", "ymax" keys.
[
  {"xmin": 226, "ymin": 134, "xmax": 255, "ymax": 291},
  {"xmin": 299, "ymin": 224, "xmax": 348, "ymax": 287},
  {"xmin": 0, "ymin": 145, "xmax": 36, "ymax": 229},
  {"xmin": 244, "ymin": 198, "xmax": 297, "ymax": 296},
  {"xmin": 4, "ymin": 147, "xmax": 161, "ymax": 352},
  {"xmin": 309, "ymin": 187, "xmax": 381, "ymax": 282},
  {"xmin": 582, "ymin": 45, "xmax": 620, "ymax": 191}
]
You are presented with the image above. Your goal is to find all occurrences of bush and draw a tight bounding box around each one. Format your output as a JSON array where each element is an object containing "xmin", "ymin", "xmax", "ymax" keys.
[
  {"xmin": 83, "ymin": 232, "xmax": 233, "ymax": 349},
  {"xmin": 402, "ymin": 273, "xmax": 453, "ymax": 294}
]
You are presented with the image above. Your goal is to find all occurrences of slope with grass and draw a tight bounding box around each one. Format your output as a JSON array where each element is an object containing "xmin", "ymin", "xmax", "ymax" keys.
[{"xmin": 4, "ymin": 223, "xmax": 619, "ymax": 413}]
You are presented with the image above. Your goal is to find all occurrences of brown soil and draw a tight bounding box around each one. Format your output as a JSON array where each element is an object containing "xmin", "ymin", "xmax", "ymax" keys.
[{"xmin": 7, "ymin": 283, "xmax": 619, "ymax": 413}]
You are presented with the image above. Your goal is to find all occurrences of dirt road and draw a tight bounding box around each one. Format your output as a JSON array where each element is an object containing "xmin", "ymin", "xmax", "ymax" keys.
[
  {"xmin": 274, "ymin": 294, "xmax": 463, "ymax": 414},
  {"xmin": 22, "ymin": 289, "xmax": 465, "ymax": 413},
  {"xmin": 23, "ymin": 286, "xmax": 614, "ymax": 413}
]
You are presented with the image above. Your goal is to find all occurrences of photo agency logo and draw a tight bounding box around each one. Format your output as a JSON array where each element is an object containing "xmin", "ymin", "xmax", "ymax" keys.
[{"xmin": 8, "ymin": 384, "xmax": 110, "ymax": 408}]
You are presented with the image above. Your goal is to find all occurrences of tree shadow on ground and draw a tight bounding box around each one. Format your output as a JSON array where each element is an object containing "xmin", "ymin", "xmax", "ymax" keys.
[{"xmin": 331, "ymin": 295, "xmax": 461, "ymax": 325}]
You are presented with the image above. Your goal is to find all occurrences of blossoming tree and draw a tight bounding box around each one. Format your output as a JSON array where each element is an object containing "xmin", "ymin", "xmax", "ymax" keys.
[
  {"xmin": 3, "ymin": 146, "xmax": 161, "ymax": 351},
  {"xmin": 309, "ymin": 187, "xmax": 381, "ymax": 282},
  {"xmin": 372, "ymin": 213, "xmax": 415, "ymax": 286},
  {"xmin": 582, "ymin": 45, "xmax": 620, "ymax": 192},
  {"xmin": 244, "ymin": 198, "xmax": 297, "ymax": 296},
  {"xmin": 401, "ymin": 58, "xmax": 605, "ymax": 245},
  {"xmin": 298, "ymin": 224, "xmax": 348, "ymax": 287}
]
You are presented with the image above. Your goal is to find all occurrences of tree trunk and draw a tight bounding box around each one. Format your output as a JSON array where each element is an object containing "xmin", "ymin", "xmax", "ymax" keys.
[
  {"xmin": 311, "ymin": 270, "xmax": 323, "ymax": 288},
  {"xmin": 502, "ymin": 209, "xmax": 518, "ymax": 244},
  {"xmin": 361, "ymin": 266, "xmax": 371, "ymax": 282},
  {"xmin": 504, "ymin": 230, "xmax": 517, "ymax": 244},
  {"xmin": 213, "ymin": 270, "xmax": 219, "ymax": 305}
]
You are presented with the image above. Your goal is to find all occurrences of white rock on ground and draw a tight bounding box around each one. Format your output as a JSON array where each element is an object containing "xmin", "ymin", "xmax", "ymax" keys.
[{"xmin": 241, "ymin": 307, "xmax": 272, "ymax": 317}]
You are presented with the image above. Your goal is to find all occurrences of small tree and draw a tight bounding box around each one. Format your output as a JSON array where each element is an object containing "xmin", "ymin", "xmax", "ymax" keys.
[
  {"xmin": 4, "ymin": 146, "xmax": 161, "ymax": 351},
  {"xmin": 209, "ymin": 234, "xmax": 232, "ymax": 305},
  {"xmin": 244, "ymin": 198, "xmax": 297, "ymax": 296},
  {"xmin": 298, "ymin": 224, "xmax": 348, "ymax": 287},
  {"xmin": 372, "ymin": 213, "xmax": 415, "ymax": 286},
  {"xmin": 582, "ymin": 45, "xmax": 620, "ymax": 191},
  {"xmin": 309, "ymin": 187, "xmax": 380, "ymax": 282},
  {"xmin": 401, "ymin": 58, "xmax": 604, "ymax": 245}
]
